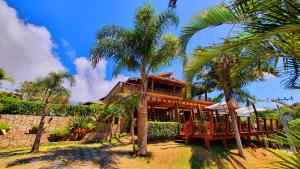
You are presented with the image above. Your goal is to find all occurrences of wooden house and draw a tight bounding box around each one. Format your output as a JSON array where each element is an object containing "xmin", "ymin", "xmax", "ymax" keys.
[{"xmin": 101, "ymin": 72, "xmax": 279, "ymax": 150}]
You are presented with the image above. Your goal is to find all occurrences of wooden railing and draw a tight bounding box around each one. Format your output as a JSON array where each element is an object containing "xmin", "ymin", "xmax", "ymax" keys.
[
  {"xmin": 180, "ymin": 115, "xmax": 279, "ymax": 137},
  {"xmin": 123, "ymin": 82, "xmax": 182, "ymax": 97}
]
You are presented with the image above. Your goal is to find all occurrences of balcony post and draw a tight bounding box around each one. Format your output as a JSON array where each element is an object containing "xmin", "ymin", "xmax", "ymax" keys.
[
  {"xmin": 276, "ymin": 119, "xmax": 279, "ymax": 130},
  {"xmin": 209, "ymin": 111, "xmax": 214, "ymax": 135},
  {"xmin": 247, "ymin": 117, "xmax": 251, "ymax": 133},
  {"xmin": 174, "ymin": 102, "xmax": 179, "ymax": 123},
  {"xmin": 237, "ymin": 116, "xmax": 241, "ymax": 134},
  {"xmin": 256, "ymin": 117, "xmax": 260, "ymax": 132},
  {"xmin": 225, "ymin": 114, "xmax": 229, "ymax": 134},
  {"xmin": 270, "ymin": 119, "xmax": 273, "ymax": 131},
  {"xmin": 263, "ymin": 118, "xmax": 267, "ymax": 132}
]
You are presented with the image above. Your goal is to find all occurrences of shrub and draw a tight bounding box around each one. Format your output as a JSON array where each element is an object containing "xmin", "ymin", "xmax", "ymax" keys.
[
  {"xmin": 0, "ymin": 96, "xmax": 103, "ymax": 116},
  {"xmin": 148, "ymin": 121, "xmax": 179, "ymax": 141},
  {"xmin": 289, "ymin": 119, "xmax": 300, "ymax": 132},
  {"xmin": 49, "ymin": 127, "xmax": 70, "ymax": 142},
  {"xmin": 51, "ymin": 128, "xmax": 70, "ymax": 136},
  {"xmin": 0, "ymin": 121, "xmax": 11, "ymax": 135},
  {"xmin": 69, "ymin": 116, "xmax": 95, "ymax": 131}
]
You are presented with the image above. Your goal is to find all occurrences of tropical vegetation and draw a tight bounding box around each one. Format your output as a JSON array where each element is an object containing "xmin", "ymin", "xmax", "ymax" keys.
[{"xmin": 90, "ymin": 3, "xmax": 181, "ymax": 155}]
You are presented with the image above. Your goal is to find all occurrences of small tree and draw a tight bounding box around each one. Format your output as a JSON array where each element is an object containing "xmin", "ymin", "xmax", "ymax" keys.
[
  {"xmin": 102, "ymin": 103, "xmax": 124, "ymax": 142},
  {"xmin": 31, "ymin": 72, "xmax": 75, "ymax": 153},
  {"xmin": 0, "ymin": 68, "xmax": 14, "ymax": 86}
]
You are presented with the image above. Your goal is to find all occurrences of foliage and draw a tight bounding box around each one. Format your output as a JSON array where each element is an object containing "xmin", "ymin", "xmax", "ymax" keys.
[
  {"xmin": 180, "ymin": 0, "xmax": 300, "ymax": 89},
  {"xmin": 0, "ymin": 96, "xmax": 102, "ymax": 116},
  {"xmin": 148, "ymin": 121, "xmax": 179, "ymax": 140},
  {"xmin": 268, "ymin": 130, "xmax": 300, "ymax": 149},
  {"xmin": 51, "ymin": 127, "xmax": 70, "ymax": 137},
  {"xmin": 289, "ymin": 119, "xmax": 300, "ymax": 132},
  {"xmin": 261, "ymin": 109, "xmax": 279, "ymax": 118},
  {"xmin": 68, "ymin": 115, "xmax": 95, "ymax": 131},
  {"xmin": 0, "ymin": 68, "xmax": 14, "ymax": 85},
  {"xmin": 0, "ymin": 121, "xmax": 11, "ymax": 132}
]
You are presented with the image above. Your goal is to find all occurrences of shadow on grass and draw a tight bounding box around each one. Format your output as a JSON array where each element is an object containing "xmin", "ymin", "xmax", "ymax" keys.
[
  {"xmin": 265, "ymin": 149, "xmax": 300, "ymax": 169},
  {"xmin": 0, "ymin": 149, "xmax": 29, "ymax": 159},
  {"xmin": 189, "ymin": 139, "xmax": 247, "ymax": 169},
  {"xmin": 4, "ymin": 142, "xmax": 132, "ymax": 168}
]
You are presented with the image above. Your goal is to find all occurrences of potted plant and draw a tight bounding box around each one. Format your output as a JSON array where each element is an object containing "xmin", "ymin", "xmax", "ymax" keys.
[{"xmin": 0, "ymin": 121, "xmax": 11, "ymax": 135}]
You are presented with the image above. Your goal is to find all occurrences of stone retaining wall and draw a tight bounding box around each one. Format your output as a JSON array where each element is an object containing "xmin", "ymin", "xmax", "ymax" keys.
[
  {"xmin": 0, "ymin": 114, "xmax": 120, "ymax": 148},
  {"xmin": 0, "ymin": 114, "xmax": 71, "ymax": 148}
]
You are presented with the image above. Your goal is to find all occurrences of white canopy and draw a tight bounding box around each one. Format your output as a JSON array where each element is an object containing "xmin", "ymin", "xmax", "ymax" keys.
[
  {"xmin": 205, "ymin": 101, "xmax": 239, "ymax": 111},
  {"xmin": 236, "ymin": 107, "xmax": 267, "ymax": 116}
]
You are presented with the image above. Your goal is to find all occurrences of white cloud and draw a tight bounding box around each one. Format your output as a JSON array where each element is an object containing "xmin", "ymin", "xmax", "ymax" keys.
[
  {"xmin": 0, "ymin": 0, "xmax": 65, "ymax": 86},
  {"xmin": 0, "ymin": 0, "xmax": 127, "ymax": 103},
  {"xmin": 61, "ymin": 39, "xmax": 76, "ymax": 60},
  {"xmin": 70, "ymin": 57, "xmax": 127, "ymax": 103}
]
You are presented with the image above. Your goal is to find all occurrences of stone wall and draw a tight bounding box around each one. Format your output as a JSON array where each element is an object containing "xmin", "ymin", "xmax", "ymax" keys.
[
  {"xmin": 0, "ymin": 114, "xmax": 71, "ymax": 148},
  {"xmin": 0, "ymin": 114, "xmax": 121, "ymax": 148}
]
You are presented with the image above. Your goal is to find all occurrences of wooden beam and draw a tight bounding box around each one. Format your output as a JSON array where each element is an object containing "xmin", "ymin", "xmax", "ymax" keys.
[
  {"xmin": 247, "ymin": 117, "xmax": 251, "ymax": 133},
  {"xmin": 270, "ymin": 119, "xmax": 273, "ymax": 131},
  {"xmin": 209, "ymin": 111, "xmax": 214, "ymax": 135},
  {"xmin": 276, "ymin": 119, "xmax": 279, "ymax": 130},
  {"xmin": 225, "ymin": 114, "xmax": 229, "ymax": 134},
  {"xmin": 174, "ymin": 103, "xmax": 179, "ymax": 122},
  {"xmin": 263, "ymin": 118, "xmax": 267, "ymax": 132},
  {"xmin": 256, "ymin": 117, "xmax": 260, "ymax": 132}
]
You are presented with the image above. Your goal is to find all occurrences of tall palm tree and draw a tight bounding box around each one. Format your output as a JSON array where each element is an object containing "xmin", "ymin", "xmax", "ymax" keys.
[
  {"xmin": 184, "ymin": 49, "xmax": 264, "ymax": 157},
  {"xmin": 180, "ymin": 0, "xmax": 300, "ymax": 89},
  {"xmin": 31, "ymin": 71, "xmax": 75, "ymax": 153},
  {"xmin": 90, "ymin": 4, "xmax": 180, "ymax": 155},
  {"xmin": 0, "ymin": 68, "xmax": 14, "ymax": 86}
]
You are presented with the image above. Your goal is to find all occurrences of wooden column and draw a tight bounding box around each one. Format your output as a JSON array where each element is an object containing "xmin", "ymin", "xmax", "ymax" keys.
[
  {"xmin": 151, "ymin": 79, "xmax": 154, "ymax": 92},
  {"xmin": 216, "ymin": 110, "xmax": 220, "ymax": 122},
  {"xmin": 256, "ymin": 117, "xmax": 260, "ymax": 132},
  {"xmin": 174, "ymin": 103, "xmax": 179, "ymax": 123},
  {"xmin": 270, "ymin": 119, "xmax": 273, "ymax": 131},
  {"xmin": 275, "ymin": 119, "xmax": 279, "ymax": 130},
  {"xmin": 237, "ymin": 116, "xmax": 241, "ymax": 134},
  {"xmin": 263, "ymin": 118, "xmax": 267, "ymax": 132},
  {"xmin": 209, "ymin": 111, "xmax": 214, "ymax": 135},
  {"xmin": 225, "ymin": 114, "xmax": 229, "ymax": 134},
  {"xmin": 247, "ymin": 117, "xmax": 251, "ymax": 133}
]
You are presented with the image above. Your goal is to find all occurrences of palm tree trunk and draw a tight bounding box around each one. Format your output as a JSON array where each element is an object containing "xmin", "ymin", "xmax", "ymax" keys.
[
  {"xmin": 130, "ymin": 112, "xmax": 135, "ymax": 145},
  {"xmin": 137, "ymin": 66, "xmax": 148, "ymax": 156},
  {"xmin": 224, "ymin": 90, "xmax": 245, "ymax": 158},
  {"xmin": 31, "ymin": 92, "xmax": 50, "ymax": 153}
]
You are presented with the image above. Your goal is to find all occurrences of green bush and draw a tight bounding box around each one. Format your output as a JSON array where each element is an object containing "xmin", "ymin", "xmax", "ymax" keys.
[
  {"xmin": 288, "ymin": 118, "xmax": 300, "ymax": 132},
  {"xmin": 51, "ymin": 128, "xmax": 70, "ymax": 136},
  {"xmin": 0, "ymin": 96, "xmax": 103, "ymax": 116},
  {"xmin": 148, "ymin": 121, "xmax": 179, "ymax": 141},
  {"xmin": 68, "ymin": 116, "xmax": 95, "ymax": 131}
]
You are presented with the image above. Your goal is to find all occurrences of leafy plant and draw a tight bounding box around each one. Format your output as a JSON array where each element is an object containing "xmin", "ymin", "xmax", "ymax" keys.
[
  {"xmin": 289, "ymin": 119, "xmax": 300, "ymax": 132},
  {"xmin": 0, "ymin": 121, "xmax": 11, "ymax": 135},
  {"xmin": 69, "ymin": 116, "xmax": 95, "ymax": 131},
  {"xmin": 148, "ymin": 121, "xmax": 179, "ymax": 141},
  {"xmin": 51, "ymin": 127, "xmax": 70, "ymax": 137}
]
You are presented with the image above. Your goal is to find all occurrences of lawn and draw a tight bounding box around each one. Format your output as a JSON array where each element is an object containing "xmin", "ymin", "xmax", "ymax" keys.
[{"xmin": 0, "ymin": 137, "xmax": 298, "ymax": 169}]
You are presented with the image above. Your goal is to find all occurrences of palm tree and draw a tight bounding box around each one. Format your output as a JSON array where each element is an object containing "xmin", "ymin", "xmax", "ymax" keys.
[
  {"xmin": 90, "ymin": 4, "xmax": 180, "ymax": 156},
  {"xmin": 184, "ymin": 48, "xmax": 265, "ymax": 157},
  {"xmin": 0, "ymin": 68, "xmax": 14, "ymax": 86},
  {"xmin": 102, "ymin": 103, "xmax": 124, "ymax": 142},
  {"xmin": 119, "ymin": 94, "xmax": 140, "ymax": 145},
  {"xmin": 31, "ymin": 71, "xmax": 75, "ymax": 153},
  {"xmin": 180, "ymin": 0, "xmax": 300, "ymax": 89}
]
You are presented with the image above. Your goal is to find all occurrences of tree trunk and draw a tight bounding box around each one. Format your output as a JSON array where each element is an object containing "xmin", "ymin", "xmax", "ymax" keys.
[
  {"xmin": 276, "ymin": 105, "xmax": 297, "ymax": 153},
  {"xmin": 31, "ymin": 95, "xmax": 50, "ymax": 153},
  {"xmin": 130, "ymin": 112, "xmax": 135, "ymax": 145},
  {"xmin": 224, "ymin": 90, "xmax": 245, "ymax": 158},
  {"xmin": 137, "ymin": 66, "xmax": 148, "ymax": 156}
]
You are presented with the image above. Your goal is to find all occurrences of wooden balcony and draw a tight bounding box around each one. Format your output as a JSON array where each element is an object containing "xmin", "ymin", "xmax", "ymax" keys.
[
  {"xmin": 123, "ymin": 82, "xmax": 182, "ymax": 97},
  {"xmin": 179, "ymin": 114, "xmax": 279, "ymax": 149}
]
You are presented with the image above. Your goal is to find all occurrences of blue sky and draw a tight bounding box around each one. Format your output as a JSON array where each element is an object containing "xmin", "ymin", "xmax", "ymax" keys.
[{"xmin": 2, "ymin": 0, "xmax": 299, "ymax": 106}]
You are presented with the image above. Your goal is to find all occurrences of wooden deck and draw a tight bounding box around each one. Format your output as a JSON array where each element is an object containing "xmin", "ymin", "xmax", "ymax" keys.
[{"xmin": 179, "ymin": 115, "xmax": 279, "ymax": 150}]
